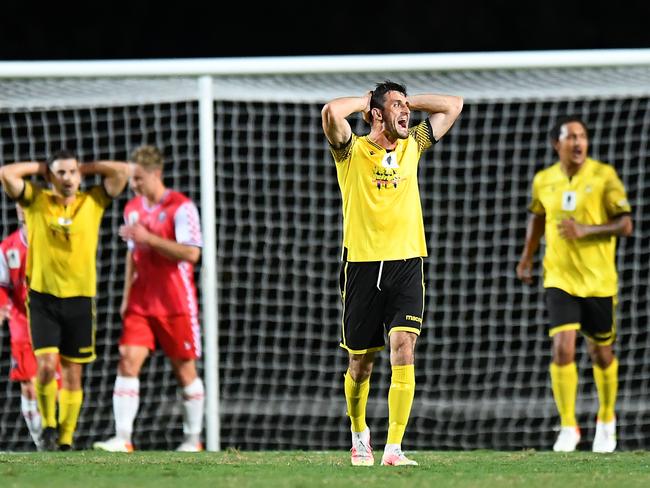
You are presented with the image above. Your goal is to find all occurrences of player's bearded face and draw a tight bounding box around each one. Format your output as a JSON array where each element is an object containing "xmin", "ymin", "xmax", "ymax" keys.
[
  {"xmin": 555, "ymin": 122, "xmax": 588, "ymax": 166},
  {"xmin": 49, "ymin": 158, "xmax": 81, "ymax": 197}
]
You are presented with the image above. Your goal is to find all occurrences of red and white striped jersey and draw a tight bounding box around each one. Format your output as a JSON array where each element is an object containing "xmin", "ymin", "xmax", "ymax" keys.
[{"xmin": 124, "ymin": 190, "xmax": 202, "ymax": 317}]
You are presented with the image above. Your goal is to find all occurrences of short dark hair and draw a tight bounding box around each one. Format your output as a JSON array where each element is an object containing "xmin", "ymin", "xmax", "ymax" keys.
[
  {"xmin": 549, "ymin": 116, "xmax": 589, "ymax": 142},
  {"xmin": 47, "ymin": 149, "xmax": 77, "ymax": 168},
  {"xmin": 369, "ymin": 80, "xmax": 407, "ymax": 115}
]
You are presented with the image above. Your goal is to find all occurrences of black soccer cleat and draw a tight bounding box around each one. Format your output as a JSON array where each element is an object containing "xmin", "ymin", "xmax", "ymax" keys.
[
  {"xmin": 40, "ymin": 427, "xmax": 59, "ymax": 451},
  {"xmin": 59, "ymin": 443, "xmax": 73, "ymax": 451}
]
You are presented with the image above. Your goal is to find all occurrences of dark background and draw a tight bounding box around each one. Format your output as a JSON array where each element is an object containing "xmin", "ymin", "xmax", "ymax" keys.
[{"xmin": 2, "ymin": 1, "xmax": 649, "ymax": 60}]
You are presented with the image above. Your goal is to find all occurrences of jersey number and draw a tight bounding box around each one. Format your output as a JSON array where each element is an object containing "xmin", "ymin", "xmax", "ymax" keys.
[{"xmin": 562, "ymin": 191, "xmax": 577, "ymax": 211}]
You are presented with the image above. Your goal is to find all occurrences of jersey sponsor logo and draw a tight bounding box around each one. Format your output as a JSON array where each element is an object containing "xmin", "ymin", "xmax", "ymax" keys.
[
  {"xmin": 372, "ymin": 166, "xmax": 401, "ymax": 189},
  {"xmin": 405, "ymin": 314, "xmax": 422, "ymax": 324},
  {"xmin": 6, "ymin": 248, "xmax": 21, "ymax": 269}
]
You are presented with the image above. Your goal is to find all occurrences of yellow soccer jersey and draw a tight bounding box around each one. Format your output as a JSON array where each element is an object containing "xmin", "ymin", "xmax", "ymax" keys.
[
  {"xmin": 331, "ymin": 120, "xmax": 435, "ymax": 262},
  {"xmin": 529, "ymin": 158, "xmax": 631, "ymax": 297},
  {"xmin": 19, "ymin": 181, "xmax": 112, "ymax": 298}
]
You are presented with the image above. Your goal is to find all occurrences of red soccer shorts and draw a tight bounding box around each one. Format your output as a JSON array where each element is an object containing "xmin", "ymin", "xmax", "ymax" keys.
[
  {"xmin": 121, "ymin": 312, "xmax": 201, "ymax": 360},
  {"xmin": 9, "ymin": 340, "xmax": 37, "ymax": 382}
]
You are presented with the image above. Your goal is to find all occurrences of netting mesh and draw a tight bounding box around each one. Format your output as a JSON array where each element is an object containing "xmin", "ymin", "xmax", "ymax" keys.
[{"xmin": 1, "ymin": 65, "xmax": 649, "ymax": 451}]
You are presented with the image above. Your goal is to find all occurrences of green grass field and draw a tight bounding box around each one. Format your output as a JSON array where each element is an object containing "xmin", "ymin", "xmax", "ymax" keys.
[{"xmin": 2, "ymin": 450, "xmax": 650, "ymax": 488}]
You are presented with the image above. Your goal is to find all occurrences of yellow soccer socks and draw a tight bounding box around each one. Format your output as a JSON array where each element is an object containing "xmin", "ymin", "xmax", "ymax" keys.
[
  {"xmin": 550, "ymin": 362, "xmax": 578, "ymax": 427},
  {"xmin": 35, "ymin": 379, "xmax": 58, "ymax": 429},
  {"xmin": 387, "ymin": 364, "xmax": 415, "ymax": 445},
  {"xmin": 58, "ymin": 389, "xmax": 83, "ymax": 446},
  {"xmin": 344, "ymin": 370, "xmax": 370, "ymax": 433},
  {"xmin": 593, "ymin": 357, "xmax": 618, "ymax": 423}
]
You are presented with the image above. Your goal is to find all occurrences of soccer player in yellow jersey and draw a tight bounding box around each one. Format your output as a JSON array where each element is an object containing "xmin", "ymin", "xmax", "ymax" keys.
[
  {"xmin": 516, "ymin": 116, "xmax": 633, "ymax": 453},
  {"xmin": 322, "ymin": 81, "xmax": 463, "ymax": 466},
  {"xmin": 0, "ymin": 150, "xmax": 130, "ymax": 450}
]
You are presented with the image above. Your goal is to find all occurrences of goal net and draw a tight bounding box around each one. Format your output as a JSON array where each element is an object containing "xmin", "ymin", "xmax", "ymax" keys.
[{"xmin": 1, "ymin": 51, "xmax": 650, "ymax": 451}]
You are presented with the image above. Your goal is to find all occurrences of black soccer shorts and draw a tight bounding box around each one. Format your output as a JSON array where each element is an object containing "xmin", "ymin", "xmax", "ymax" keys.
[
  {"xmin": 28, "ymin": 289, "xmax": 97, "ymax": 362},
  {"xmin": 545, "ymin": 287, "xmax": 616, "ymax": 345},
  {"xmin": 339, "ymin": 256, "xmax": 424, "ymax": 354}
]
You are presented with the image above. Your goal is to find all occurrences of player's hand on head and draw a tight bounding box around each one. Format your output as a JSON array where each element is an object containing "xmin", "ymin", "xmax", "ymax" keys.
[{"xmin": 362, "ymin": 91, "xmax": 373, "ymax": 124}]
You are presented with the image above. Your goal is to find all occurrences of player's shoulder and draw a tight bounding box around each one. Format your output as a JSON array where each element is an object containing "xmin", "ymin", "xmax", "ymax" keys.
[
  {"xmin": 124, "ymin": 195, "xmax": 142, "ymax": 211},
  {"xmin": 587, "ymin": 158, "xmax": 618, "ymax": 176},
  {"xmin": 167, "ymin": 189, "xmax": 194, "ymax": 206},
  {"xmin": 533, "ymin": 162, "xmax": 561, "ymax": 182},
  {"xmin": 0, "ymin": 229, "xmax": 22, "ymax": 251}
]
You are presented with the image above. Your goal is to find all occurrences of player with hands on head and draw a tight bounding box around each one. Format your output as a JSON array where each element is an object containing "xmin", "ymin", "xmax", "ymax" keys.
[
  {"xmin": 93, "ymin": 145, "xmax": 205, "ymax": 453},
  {"xmin": 0, "ymin": 150, "xmax": 130, "ymax": 450},
  {"xmin": 516, "ymin": 116, "xmax": 633, "ymax": 453},
  {"xmin": 322, "ymin": 81, "xmax": 463, "ymax": 466}
]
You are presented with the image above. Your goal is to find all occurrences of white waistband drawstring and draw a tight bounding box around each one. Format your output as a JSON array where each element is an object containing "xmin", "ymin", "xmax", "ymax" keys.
[{"xmin": 376, "ymin": 261, "xmax": 384, "ymax": 290}]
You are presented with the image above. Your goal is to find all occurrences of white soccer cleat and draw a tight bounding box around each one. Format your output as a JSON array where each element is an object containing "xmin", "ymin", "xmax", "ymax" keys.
[
  {"xmin": 593, "ymin": 419, "xmax": 617, "ymax": 453},
  {"xmin": 553, "ymin": 426, "xmax": 581, "ymax": 452},
  {"xmin": 350, "ymin": 440, "xmax": 374, "ymax": 466},
  {"xmin": 381, "ymin": 448, "xmax": 418, "ymax": 466},
  {"xmin": 176, "ymin": 440, "xmax": 204, "ymax": 452},
  {"xmin": 93, "ymin": 436, "xmax": 134, "ymax": 453}
]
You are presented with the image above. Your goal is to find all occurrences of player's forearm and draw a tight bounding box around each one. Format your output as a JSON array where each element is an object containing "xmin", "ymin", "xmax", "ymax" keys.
[
  {"xmin": 146, "ymin": 234, "xmax": 201, "ymax": 264},
  {"xmin": 83, "ymin": 161, "xmax": 130, "ymax": 197},
  {"xmin": 322, "ymin": 96, "xmax": 369, "ymax": 120},
  {"xmin": 0, "ymin": 162, "xmax": 45, "ymax": 199},
  {"xmin": 521, "ymin": 213, "xmax": 545, "ymax": 259},
  {"xmin": 581, "ymin": 215, "xmax": 633, "ymax": 238},
  {"xmin": 407, "ymin": 94, "xmax": 463, "ymax": 115}
]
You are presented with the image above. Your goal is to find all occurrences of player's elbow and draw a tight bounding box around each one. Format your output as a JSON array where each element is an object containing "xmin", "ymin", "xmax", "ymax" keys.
[
  {"xmin": 620, "ymin": 217, "xmax": 633, "ymax": 237},
  {"xmin": 450, "ymin": 96, "xmax": 464, "ymax": 117},
  {"xmin": 321, "ymin": 103, "xmax": 335, "ymax": 126}
]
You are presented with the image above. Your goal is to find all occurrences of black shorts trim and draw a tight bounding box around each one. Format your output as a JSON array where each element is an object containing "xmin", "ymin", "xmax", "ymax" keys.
[{"xmin": 28, "ymin": 290, "xmax": 96, "ymax": 362}]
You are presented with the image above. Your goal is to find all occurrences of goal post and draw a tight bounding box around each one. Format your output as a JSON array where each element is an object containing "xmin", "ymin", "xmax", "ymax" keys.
[{"xmin": 1, "ymin": 49, "xmax": 650, "ymax": 452}]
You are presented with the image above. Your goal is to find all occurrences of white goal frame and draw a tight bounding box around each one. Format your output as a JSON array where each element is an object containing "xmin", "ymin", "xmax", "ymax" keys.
[{"xmin": 2, "ymin": 47, "xmax": 650, "ymax": 452}]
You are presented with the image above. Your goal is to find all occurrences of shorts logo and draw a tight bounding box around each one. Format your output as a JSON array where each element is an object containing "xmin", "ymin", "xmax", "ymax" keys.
[{"xmin": 405, "ymin": 315, "xmax": 422, "ymax": 324}]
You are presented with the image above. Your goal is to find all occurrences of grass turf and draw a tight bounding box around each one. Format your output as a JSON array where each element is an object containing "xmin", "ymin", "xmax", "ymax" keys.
[{"xmin": 1, "ymin": 449, "xmax": 650, "ymax": 488}]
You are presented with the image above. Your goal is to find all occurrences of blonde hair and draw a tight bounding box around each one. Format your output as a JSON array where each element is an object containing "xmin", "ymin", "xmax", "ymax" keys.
[{"xmin": 131, "ymin": 145, "xmax": 164, "ymax": 170}]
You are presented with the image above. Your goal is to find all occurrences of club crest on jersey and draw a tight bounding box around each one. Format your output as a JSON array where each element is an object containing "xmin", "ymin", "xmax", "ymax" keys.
[
  {"xmin": 381, "ymin": 153, "xmax": 399, "ymax": 169},
  {"xmin": 158, "ymin": 211, "xmax": 167, "ymax": 222},
  {"xmin": 7, "ymin": 248, "xmax": 20, "ymax": 269},
  {"xmin": 128, "ymin": 211, "xmax": 139, "ymax": 224}
]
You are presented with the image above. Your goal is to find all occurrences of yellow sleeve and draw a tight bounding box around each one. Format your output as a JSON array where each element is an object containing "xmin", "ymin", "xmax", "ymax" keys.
[
  {"xmin": 528, "ymin": 173, "xmax": 545, "ymax": 215},
  {"xmin": 330, "ymin": 134, "xmax": 357, "ymax": 165},
  {"xmin": 18, "ymin": 181, "xmax": 40, "ymax": 208},
  {"xmin": 408, "ymin": 120, "xmax": 435, "ymax": 154},
  {"xmin": 604, "ymin": 166, "xmax": 631, "ymax": 217},
  {"xmin": 88, "ymin": 185, "xmax": 113, "ymax": 209}
]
